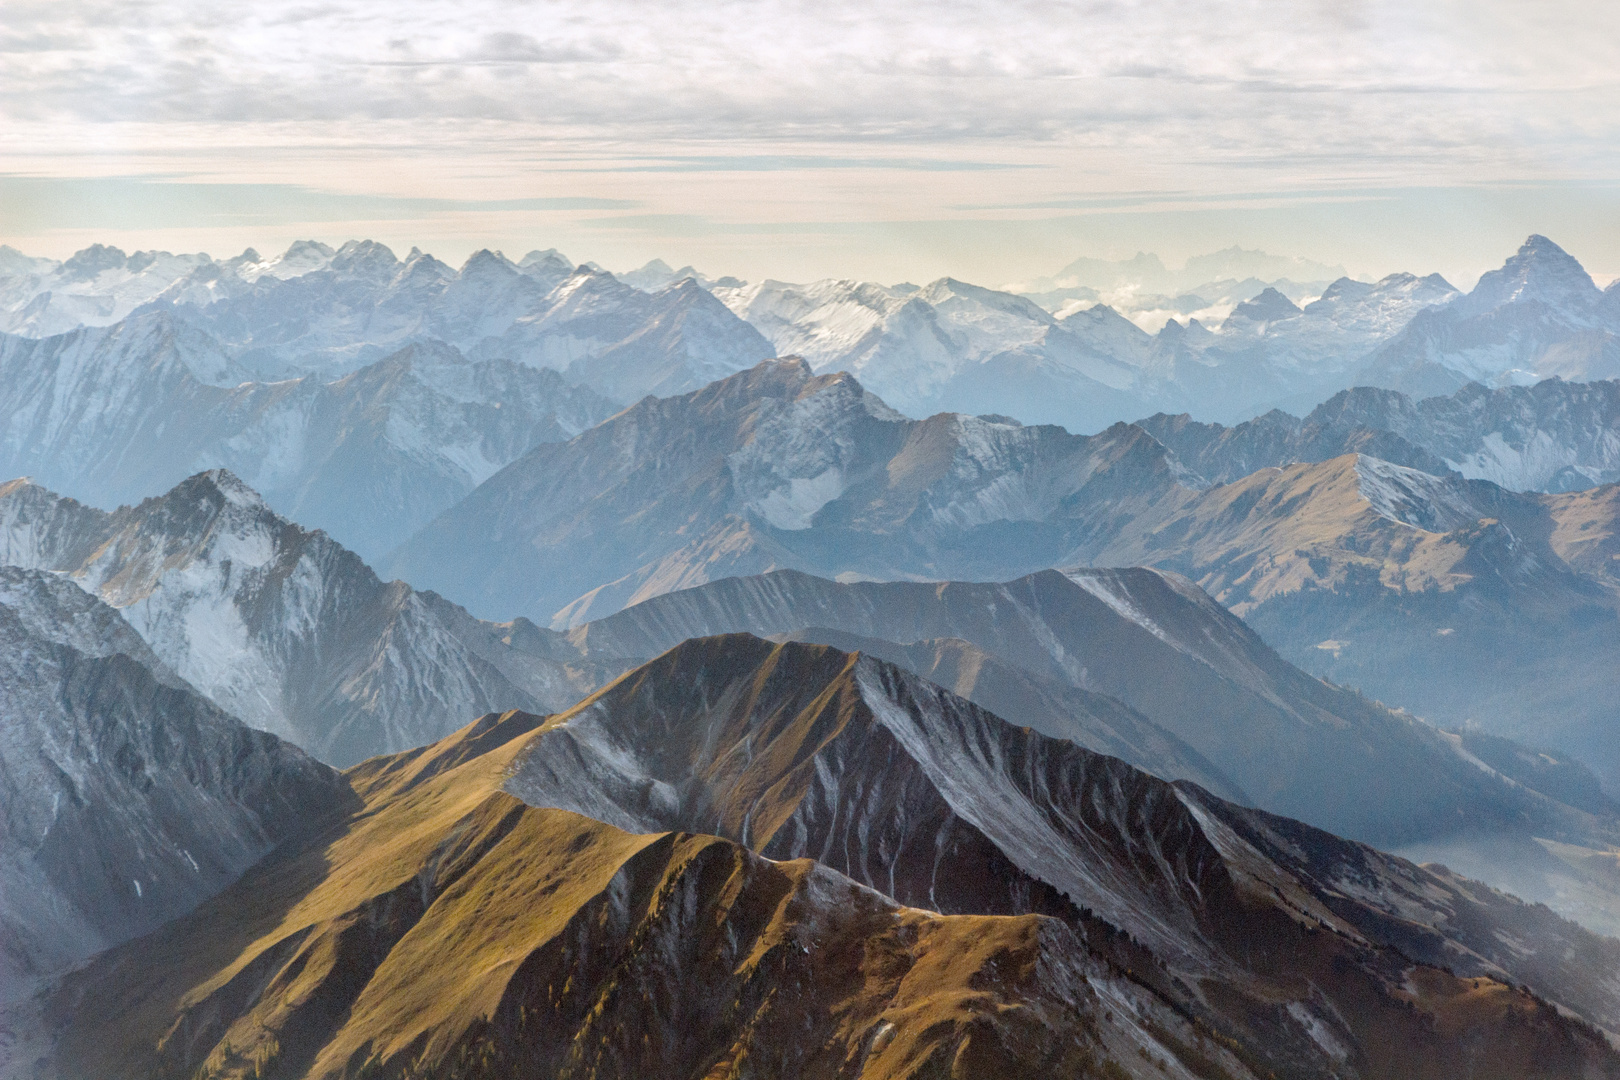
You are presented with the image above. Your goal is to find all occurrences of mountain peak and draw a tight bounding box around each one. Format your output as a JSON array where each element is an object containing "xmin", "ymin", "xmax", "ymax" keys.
[
  {"xmin": 330, "ymin": 239, "xmax": 401, "ymax": 281},
  {"xmin": 60, "ymin": 243, "xmax": 130, "ymax": 281},
  {"xmin": 181, "ymin": 467, "xmax": 271, "ymax": 512},
  {"xmin": 1227, "ymin": 286, "xmax": 1302, "ymax": 324},
  {"xmin": 1461, "ymin": 233, "xmax": 1600, "ymax": 315},
  {"xmin": 457, "ymin": 248, "xmax": 518, "ymax": 278}
]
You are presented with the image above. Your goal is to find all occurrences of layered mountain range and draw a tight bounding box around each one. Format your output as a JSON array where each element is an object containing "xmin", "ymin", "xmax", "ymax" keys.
[
  {"xmin": 5, "ymin": 234, "xmax": 1617, "ymax": 447},
  {"xmin": 386, "ymin": 356, "xmax": 1620, "ymax": 805},
  {"xmin": 12, "ymin": 635, "xmax": 1620, "ymax": 1080},
  {"xmin": 712, "ymin": 269, "xmax": 1460, "ymax": 428},
  {"xmin": 6, "ymin": 229, "xmax": 1620, "ymax": 1077},
  {"xmin": 0, "ymin": 322, "xmax": 618, "ymax": 558},
  {"xmin": 1140, "ymin": 376, "xmax": 1620, "ymax": 492},
  {"xmin": 387, "ymin": 357, "xmax": 1192, "ymax": 624},
  {"xmin": 1363, "ymin": 235, "xmax": 1620, "ymax": 397},
  {"xmin": 0, "ymin": 241, "xmax": 775, "ymax": 392},
  {"xmin": 7, "ymin": 453, "xmax": 1617, "ymax": 933},
  {"xmin": 564, "ymin": 562, "xmax": 1620, "ymax": 930}
]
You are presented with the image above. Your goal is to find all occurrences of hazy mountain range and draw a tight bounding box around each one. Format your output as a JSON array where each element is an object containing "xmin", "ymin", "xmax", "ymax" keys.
[
  {"xmin": 3, "ymin": 233, "xmax": 1617, "ymax": 450},
  {"xmin": 382, "ymin": 359, "xmax": 1620, "ymax": 798}
]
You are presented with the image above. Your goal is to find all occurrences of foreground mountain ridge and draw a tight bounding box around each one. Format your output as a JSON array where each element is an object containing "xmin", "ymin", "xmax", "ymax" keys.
[
  {"xmin": 18, "ymin": 634, "xmax": 1620, "ymax": 1080},
  {"xmin": 563, "ymin": 566, "xmax": 1616, "ymax": 851}
]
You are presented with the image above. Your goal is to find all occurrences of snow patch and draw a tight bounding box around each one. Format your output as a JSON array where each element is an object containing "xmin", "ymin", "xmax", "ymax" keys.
[{"xmin": 1353, "ymin": 455, "xmax": 1479, "ymax": 532}]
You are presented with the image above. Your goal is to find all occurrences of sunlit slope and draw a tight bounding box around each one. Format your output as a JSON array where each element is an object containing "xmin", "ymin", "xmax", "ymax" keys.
[{"xmin": 38, "ymin": 714, "xmax": 1121, "ymax": 1080}]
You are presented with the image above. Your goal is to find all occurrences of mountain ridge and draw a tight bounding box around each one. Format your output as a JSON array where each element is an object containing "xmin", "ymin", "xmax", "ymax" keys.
[{"xmin": 21, "ymin": 634, "xmax": 1620, "ymax": 1079}]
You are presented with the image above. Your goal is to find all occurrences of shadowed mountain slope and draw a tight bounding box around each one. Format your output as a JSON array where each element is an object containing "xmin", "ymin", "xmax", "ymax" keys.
[{"xmin": 0, "ymin": 566, "xmax": 350, "ymax": 1002}]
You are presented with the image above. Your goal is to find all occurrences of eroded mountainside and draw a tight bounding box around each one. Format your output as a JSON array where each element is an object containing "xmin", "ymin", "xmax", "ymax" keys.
[
  {"xmin": 0, "ymin": 472, "xmax": 636, "ymax": 766},
  {"xmin": 21, "ymin": 636, "xmax": 1620, "ymax": 1080}
]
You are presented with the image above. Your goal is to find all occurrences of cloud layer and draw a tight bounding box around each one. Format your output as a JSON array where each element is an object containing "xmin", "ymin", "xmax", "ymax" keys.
[
  {"xmin": 3, "ymin": 1, "xmax": 1620, "ymax": 282},
  {"xmin": 7, "ymin": 0, "xmax": 1620, "ymax": 171}
]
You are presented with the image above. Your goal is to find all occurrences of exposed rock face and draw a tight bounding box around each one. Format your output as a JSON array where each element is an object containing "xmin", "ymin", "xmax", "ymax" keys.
[
  {"xmin": 772, "ymin": 625, "xmax": 1250, "ymax": 804},
  {"xmin": 24, "ymin": 640, "xmax": 1620, "ymax": 1080},
  {"xmin": 0, "ymin": 566, "xmax": 350, "ymax": 1000},
  {"xmin": 0, "ymin": 472, "xmax": 636, "ymax": 766}
]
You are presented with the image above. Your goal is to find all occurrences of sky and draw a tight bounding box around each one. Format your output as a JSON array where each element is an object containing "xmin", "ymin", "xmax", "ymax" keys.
[{"xmin": 4, "ymin": 0, "xmax": 1620, "ymax": 288}]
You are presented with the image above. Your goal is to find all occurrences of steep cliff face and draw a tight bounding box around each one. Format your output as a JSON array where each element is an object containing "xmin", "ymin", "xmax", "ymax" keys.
[
  {"xmin": 25, "ymin": 641, "xmax": 1620, "ymax": 1080},
  {"xmin": 0, "ymin": 473, "xmax": 636, "ymax": 766},
  {"xmin": 0, "ymin": 567, "xmax": 350, "ymax": 1000}
]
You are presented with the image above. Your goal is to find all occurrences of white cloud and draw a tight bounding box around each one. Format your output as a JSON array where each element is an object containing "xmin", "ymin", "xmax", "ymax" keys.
[{"xmin": 3, "ymin": 0, "xmax": 1618, "ymax": 162}]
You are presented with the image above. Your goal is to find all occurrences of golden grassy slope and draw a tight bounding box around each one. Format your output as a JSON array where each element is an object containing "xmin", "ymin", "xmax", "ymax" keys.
[{"xmin": 41, "ymin": 709, "xmax": 1116, "ymax": 1080}]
